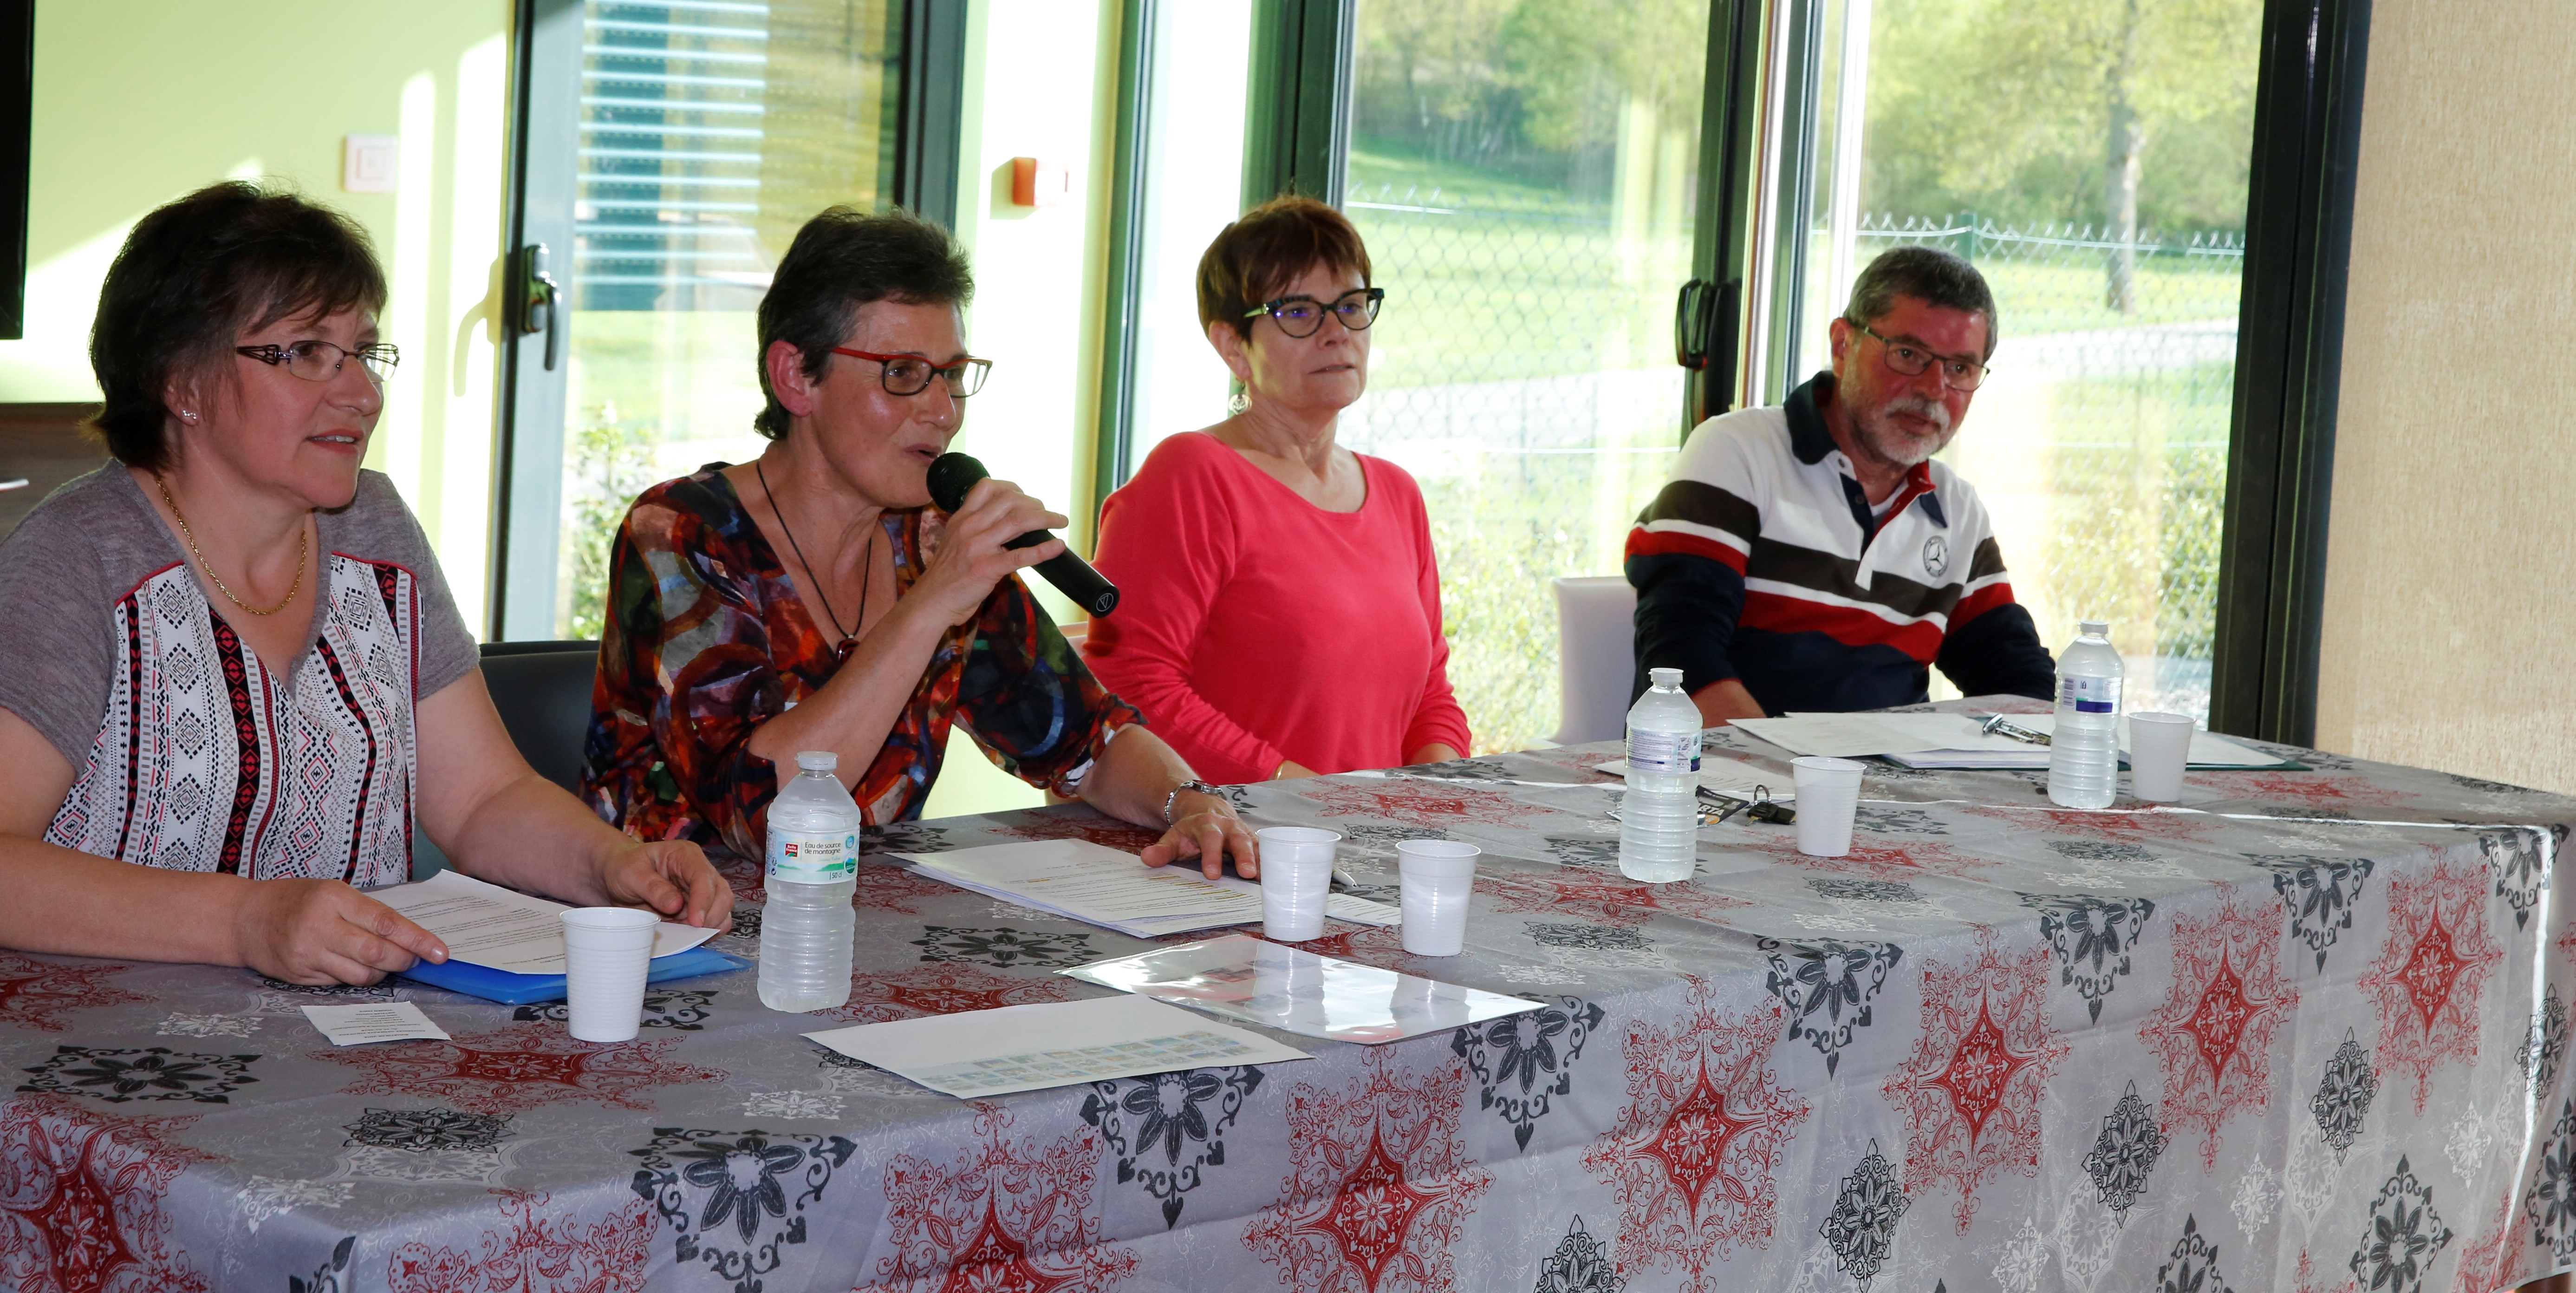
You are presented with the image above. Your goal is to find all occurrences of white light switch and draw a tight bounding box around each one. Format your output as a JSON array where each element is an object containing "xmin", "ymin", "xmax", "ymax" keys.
[{"xmin": 343, "ymin": 135, "xmax": 400, "ymax": 194}]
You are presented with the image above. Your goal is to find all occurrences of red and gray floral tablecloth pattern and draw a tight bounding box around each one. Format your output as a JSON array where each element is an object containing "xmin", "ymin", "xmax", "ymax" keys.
[{"xmin": 0, "ymin": 698, "xmax": 2570, "ymax": 1293}]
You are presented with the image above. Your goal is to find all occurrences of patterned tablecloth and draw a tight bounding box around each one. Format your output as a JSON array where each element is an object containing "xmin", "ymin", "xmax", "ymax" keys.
[{"xmin": 3, "ymin": 698, "xmax": 2572, "ymax": 1293}]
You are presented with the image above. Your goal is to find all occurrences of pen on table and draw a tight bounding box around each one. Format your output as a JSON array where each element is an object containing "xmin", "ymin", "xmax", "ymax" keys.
[{"xmin": 1331, "ymin": 867, "xmax": 1359, "ymax": 891}]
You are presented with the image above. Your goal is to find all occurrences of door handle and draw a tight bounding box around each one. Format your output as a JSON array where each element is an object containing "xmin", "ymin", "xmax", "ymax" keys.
[
  {"xmin": 511, "ymin": 243, "xmax": 561, "ymax": 372},
  {"xmin": 1675, "ymin": 277, "xmax": 1742, "ymax": 424}
]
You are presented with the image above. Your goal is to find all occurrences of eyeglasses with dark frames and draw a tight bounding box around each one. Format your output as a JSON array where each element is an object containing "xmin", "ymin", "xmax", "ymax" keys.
[
  {"xmin": 1845, "ymin": 319, "xmax": 1989, "ymax": 392},
  {"xmin": 1243, "ymin": 287, "xmax": 1384, "ymax": 339},
  {"xmin": 236, "ymin": 340, "xmax": 401, "ymax": 387},
  {"xmin": 829, "ymin": 347, "xmax": 992, "ymax": 398}
]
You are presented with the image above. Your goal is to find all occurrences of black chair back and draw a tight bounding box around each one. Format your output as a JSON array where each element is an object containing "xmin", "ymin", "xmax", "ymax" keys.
[{"xmin": 479, "ymin": 640, "xmax": 600, "ymax": 792}]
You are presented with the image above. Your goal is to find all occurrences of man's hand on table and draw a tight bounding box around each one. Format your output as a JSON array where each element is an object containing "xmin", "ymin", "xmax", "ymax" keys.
[
  {"xmin": 1140, "ymin": 788, "xmax": 1260, "ymax": 881},
  {"xmin": 1691, "ymin": 678, "xmax": 1767, "ymax": 726}
]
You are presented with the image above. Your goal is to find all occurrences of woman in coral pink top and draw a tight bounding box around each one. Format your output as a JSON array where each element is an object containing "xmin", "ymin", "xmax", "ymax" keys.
[{"xmin": 1083, "ymin": 197, "xmax": 1471, "ymax": 784}]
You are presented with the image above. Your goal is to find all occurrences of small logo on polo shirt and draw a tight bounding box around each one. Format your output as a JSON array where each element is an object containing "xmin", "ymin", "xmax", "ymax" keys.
[{"xmin": 1923, "ymin": 534, "xmax": 1950, "ymax": 579}]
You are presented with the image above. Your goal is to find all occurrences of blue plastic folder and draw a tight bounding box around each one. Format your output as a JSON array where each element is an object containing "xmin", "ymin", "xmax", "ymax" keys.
[{"xmin": 397, "ymin": 947, "xmax": 752, "ymax": 1006}]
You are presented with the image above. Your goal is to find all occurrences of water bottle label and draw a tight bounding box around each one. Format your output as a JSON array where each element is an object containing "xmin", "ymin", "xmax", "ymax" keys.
[
  {"xmin": 768, "ymin": 831, "xmax": 858, "ymax": 883},
  {"xmin": 1627, "ymin": 729, "xmax": 1701, "ymax": 774},
  {"xmin": 2059, "ymin": 675, "xmax": 2121, "ymax": 715}
]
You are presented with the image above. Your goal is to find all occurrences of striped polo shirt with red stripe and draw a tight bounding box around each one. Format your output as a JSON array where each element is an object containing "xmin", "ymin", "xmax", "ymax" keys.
[{"xmin": 1624, "ymin": 372, "xmax": 2055, "ymax": 712}]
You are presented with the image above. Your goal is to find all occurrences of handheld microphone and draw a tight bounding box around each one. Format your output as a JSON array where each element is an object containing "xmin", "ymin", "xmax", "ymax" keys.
[{"xmin": 925, "ymin": 452, "xmax": 1121, "ymax": 616}]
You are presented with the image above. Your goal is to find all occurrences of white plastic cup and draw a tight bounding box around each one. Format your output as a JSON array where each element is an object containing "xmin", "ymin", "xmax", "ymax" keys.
[
  {"xmin": 1396, "ymin": 840, "xmax": 1479, "ymax": 956},
  {"xmin": 2129, "ymin": 712, "xmax": 2197, "ymax": 803},
  {"xmin": 1792, "ymin": 757, "xmax": 1867, "ymax": 857},
  {"xmin": 560, "ymin": 908, "xmax": 658, "ymax": 1043},
  {"xmin": 1255, "ymin": 827, "xmax": 1339, "ymax": 941}
]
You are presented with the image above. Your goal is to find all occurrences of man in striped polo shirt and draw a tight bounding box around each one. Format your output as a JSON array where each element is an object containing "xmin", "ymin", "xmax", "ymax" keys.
[{"xmin": 1627, "ymin": 246, "xmax": 2056, "ymax": 723}]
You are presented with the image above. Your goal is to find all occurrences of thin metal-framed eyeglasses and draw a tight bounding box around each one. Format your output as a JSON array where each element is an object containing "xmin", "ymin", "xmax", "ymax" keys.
[
  {"xmin": 1846, "ymin": 319, "xmax": 1989, "ymax": 391},
  {"xmin": 829, "ymin": 347, "xmax": 992, "ymax": 398},
  {"xmin": 1243, "ymin": 287, "xmax": 1384, "ymax": 339},
  {"xmin": 236, "ymin": 340, "xmax": 401, "ymax": 387}
]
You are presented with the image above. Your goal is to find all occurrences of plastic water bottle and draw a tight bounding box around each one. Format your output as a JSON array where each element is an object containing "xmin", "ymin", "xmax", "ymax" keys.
[
  {"xmin": 2047, "ymin": 620, "xmax": 2124, "ymax": 810},
  {"xmin": 1619, "ymin": 667, "xmax": 1703, "ymax": 882},
  {"xmin": 759, "ymin": 751, "xmax": 859, "ymax": 1012}
]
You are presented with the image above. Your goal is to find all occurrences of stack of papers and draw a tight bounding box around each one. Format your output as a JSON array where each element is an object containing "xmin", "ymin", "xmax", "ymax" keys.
[
  {"xmin": 369, "ymin": 871, "xmax": 742, "ymax": 1004},
  {"xmin": 1729, "ymin": 712, "xmax": 2289, "ymax": 771},
  {"xmin": 898, "ymin": 840, "xmax": 1398, "ymax": 939},
  {"xmin": 1590, "ymin": 753, "xmax": 1795, "ymax": 801},
  {"xmin": 1062, "ymin": 934, "xmax": 1543, "ymax": 1045},
  {"xmin": 804, "ymin": 993, "xmax": 1310, "ymax": 1100}
]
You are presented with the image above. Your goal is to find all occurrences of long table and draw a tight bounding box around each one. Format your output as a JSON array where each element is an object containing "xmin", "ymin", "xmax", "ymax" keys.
[{"xmin": 1, "ymin": 699, "xmax": 2569, "ymax": 1293}]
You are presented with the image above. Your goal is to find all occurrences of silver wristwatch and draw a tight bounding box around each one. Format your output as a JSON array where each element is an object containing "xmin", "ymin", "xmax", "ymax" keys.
[{"xmin": 1162, "ymin": 778, "xmax": 1222, "ymax": 825}]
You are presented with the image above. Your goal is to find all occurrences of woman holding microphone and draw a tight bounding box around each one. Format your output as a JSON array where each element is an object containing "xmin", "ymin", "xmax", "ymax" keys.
[{"xmin": 581, "ymin": 207, "xmax": 1253, "ymax": 878}]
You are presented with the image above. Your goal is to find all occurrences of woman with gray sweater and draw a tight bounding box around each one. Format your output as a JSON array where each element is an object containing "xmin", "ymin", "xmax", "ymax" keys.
[{"xmin": 0, "ymin": 183, "xmax": 729, "ymax": 985}]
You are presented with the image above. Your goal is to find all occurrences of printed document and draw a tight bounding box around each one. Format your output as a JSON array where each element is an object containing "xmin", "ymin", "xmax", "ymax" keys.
[
  {"xmin": 804, "ymin": 992, "xmax": 1309, "ymax": 1099},
  {"xmin": 1593, "ymin": 753, "xmax": 1797, "ymax": 800},
  {"xmin": 367, "ymin": 870, "xmax": 719, "ymax": 974},
  {"xmin": 301, "ymin": 1001, "xmax": 451, "ymax": 1046},
  {"xmin": 897, "ymin": 839, "xmax": 1267, "ymax": 938},
  {"xmin": 1062, "ymin": 934, "xmax": 1544, "ymax": 1045}
]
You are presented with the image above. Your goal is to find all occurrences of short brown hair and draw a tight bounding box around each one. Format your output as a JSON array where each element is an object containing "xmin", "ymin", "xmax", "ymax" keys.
[
  {"xmin": 1195, "ymin": 196, "xmax": 1373, "ymax": 340},
  {"xmin": 754, "ymin": 206, "xmax": 974, "ymax": 439},
  {"xmin": 89, "ymin": 182, "xmax": 389, "ymax": 470}
]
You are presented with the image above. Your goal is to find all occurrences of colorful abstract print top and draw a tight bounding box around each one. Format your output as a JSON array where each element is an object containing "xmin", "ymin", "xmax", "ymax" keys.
[
  {"xmin": 1625, "ymin": 372, "xmax": 2056, "ymax": 714},
  {"xmin": 582, "ymin": 466, "xmax": 1140, "ymax": 856}
]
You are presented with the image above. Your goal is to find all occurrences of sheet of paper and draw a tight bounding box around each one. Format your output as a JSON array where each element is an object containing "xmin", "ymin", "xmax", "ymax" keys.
[
  {"xmin": 1062, "ymin": 934, "xmax": 1545, "ymax": 1045},
  {"xmin": 803, "ymin": 992, "xmax": 1310, "ymax": 1099},
  {"xmin": 300, "ymin": 1001, "xmax": 451, "ymax": 1046},
  {"xmin": 1729, "ymin": 713, "xmax": 1940, "ymax": 758},
  {"xmin": 899, "ymin": 840, "xmax": 1264, "ymax": 938},
  {"xmin": 367, "ymin": 870, "xmax": 719, "ymax": 974},
  {"xmin": 1593, "ymin": 754, "xmax": 1797, "ymax": 801},
  {"xmin": 1884, "ymin": 748, "xmax": 2049, "ymax": 770},
  {"xmin": 2018, "ymin": 715, "xmax": 2283, "ymax": 767},
  {"xmin": 1326, "ymin": 895, "xmax": 1401, "ymax": 927}
]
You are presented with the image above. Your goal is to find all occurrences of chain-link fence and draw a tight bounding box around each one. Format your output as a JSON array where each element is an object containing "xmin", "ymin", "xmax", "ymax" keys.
[
  {"xmin": 1341, "ymin": 192, "xmax": 2244, "ymax": 751},
  {"xmin": 1844, "ymin": 215, "xmax": 2242, "ymax": 717},
  {"xmin": 1343, "ymin": 182, "xmax": 1694, "ymax": 753}
]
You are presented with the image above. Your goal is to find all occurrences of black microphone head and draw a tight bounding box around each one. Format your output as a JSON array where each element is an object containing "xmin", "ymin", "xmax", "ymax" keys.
[{"xmin": 926, "ymin": 452, "xmax": 989, "ymax": 514}]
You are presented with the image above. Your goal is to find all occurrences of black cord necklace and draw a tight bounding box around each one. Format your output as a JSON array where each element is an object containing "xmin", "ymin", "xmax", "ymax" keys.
[{"xmin": 755, "ymin": 456, "xmax": 875, "ymax": 665}]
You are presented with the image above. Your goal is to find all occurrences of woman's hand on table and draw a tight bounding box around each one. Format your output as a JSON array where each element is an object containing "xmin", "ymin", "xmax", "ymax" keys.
[
  {"xmin": 596, "ymin": 840, "xmax": 735, "ymax": 929},
  {"xmin": 234, "ymin": 879, "xmax": 449, "ymax": 986},
  {"xmin": 1140, "ymin": 789, "xmax": 1260, "ymax": 881}
]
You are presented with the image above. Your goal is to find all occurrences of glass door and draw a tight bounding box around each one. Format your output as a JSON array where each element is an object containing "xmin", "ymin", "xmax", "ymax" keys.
[
  {"xmin": 499, "ymin": 0, "xmax": 906, "ymax": 640},
  {"xmin": 1758, "ymin": 0, "xmax": 2263, "ymax": 718},
  {"xmin": 1336, "ymin": 0, "xmax": 1713, "ymax": 752},
  {"xmin": 1098, "ymin": 0, "xmax": 1258, "ymax": 487}
]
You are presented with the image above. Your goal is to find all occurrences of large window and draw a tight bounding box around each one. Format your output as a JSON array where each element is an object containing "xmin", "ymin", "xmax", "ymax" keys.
[
  {"xmin": 1758, "ymin": 0, "xmax": 2262, "ymax": 718},
  {"xmin": 1336, "ymin": 0, "xmax": 1712, "ymax": 753},
  {"xmin": 501, "ymin": 0, "xmax": 906, "ymax": 640}
]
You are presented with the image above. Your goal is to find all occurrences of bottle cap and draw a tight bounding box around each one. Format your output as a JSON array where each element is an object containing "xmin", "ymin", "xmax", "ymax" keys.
[
  {"xmin": 795, "ymin": 751, "xmax": 839, "ymax": 773},
  {"xmin": 2080, "ymin": 620, "xmax": 2109, "ymax": 637},
  {"xmin": 1649, "ymin": 667, "xmax": 1683, "ymax": 689}
]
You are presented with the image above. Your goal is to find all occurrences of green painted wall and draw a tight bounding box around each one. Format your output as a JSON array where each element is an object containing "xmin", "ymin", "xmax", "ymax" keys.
[{"xmin": 4, "ymin": 1, "xmax": 515, "ymax": 621}]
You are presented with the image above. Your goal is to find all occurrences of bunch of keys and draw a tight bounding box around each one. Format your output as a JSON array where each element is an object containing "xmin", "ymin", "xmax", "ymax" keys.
[{"xmin": 1699, "ymin": 785, "xmax": 1795, "ymax": 825}]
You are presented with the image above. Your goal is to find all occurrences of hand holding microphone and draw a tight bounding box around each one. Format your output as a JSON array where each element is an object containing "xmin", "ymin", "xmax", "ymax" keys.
[{"xmin": 926, "ymin": 452, "xmax": 1120, "ymax": 616}]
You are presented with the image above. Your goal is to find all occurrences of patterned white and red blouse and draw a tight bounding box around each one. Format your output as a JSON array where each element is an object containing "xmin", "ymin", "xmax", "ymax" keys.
[{"xmin": 0, "ymin": 467, "xmax": 479, "ymax": 886}]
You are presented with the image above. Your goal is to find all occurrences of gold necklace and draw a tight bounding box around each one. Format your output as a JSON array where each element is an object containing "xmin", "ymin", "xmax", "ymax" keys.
[{"xmin": 155, "ymin": 475, "xmax": 307, "ymax": 616}]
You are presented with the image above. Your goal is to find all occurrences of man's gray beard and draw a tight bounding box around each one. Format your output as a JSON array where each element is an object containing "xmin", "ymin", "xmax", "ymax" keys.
[{"xmin": 1855, "ymin": 395, "xmax": 1955, "ymax": 469}]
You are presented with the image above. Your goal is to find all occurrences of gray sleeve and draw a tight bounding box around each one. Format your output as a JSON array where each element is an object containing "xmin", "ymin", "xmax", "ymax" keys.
[
  {"xmin": 338, "ymin": 472, "xmax": 480, "ymax": 698},
  {"xmin": 0, "ymin": 497, "xmax": 120, "ymax": 768}
]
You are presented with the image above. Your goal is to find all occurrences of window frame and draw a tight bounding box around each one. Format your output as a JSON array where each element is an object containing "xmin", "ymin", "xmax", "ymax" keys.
[{"xmin": 488, "ymin": 0, "xmax": 964, "ymax": 640}]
